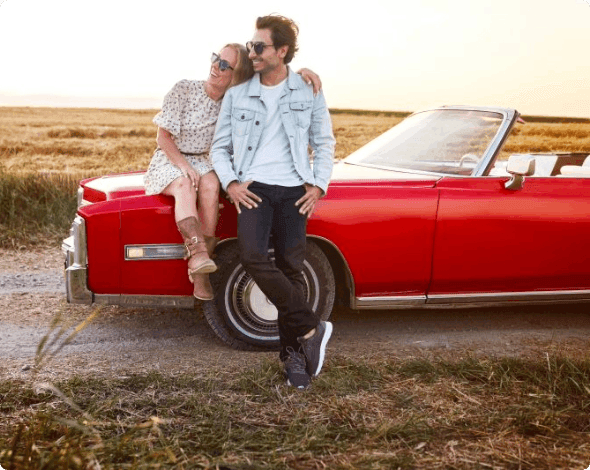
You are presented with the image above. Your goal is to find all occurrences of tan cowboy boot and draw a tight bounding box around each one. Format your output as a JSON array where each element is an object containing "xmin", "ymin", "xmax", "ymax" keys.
[
  {"xmin": 176, "ymin": 217, "xmax": 217, "ymax": 281},
  {"xmin": 191, "ymin": 235, "xmax": 219, "ymax": 301}
]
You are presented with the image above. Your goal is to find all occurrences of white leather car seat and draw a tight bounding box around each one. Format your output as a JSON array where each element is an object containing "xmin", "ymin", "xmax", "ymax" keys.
[
  {"xmin": 532, "ymin": 155, "xmax": 558, "ymax": 176},
  {"xmin": 489, "ymin": 160, "xmax": 510, "ymax": 176},
  {"xmin": 559, "ymin": 156, "xmax": 590, "ymax": 177},
  {"xmin": 489, "ymin": 154, "xmax": 558, "ymax": 177}
]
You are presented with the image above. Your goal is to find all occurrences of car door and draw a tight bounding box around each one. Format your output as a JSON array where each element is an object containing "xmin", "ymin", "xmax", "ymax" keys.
[
  {"xmin": 429, "ymin": 176, "xmax": 590, "ymax": 298},
  {"xmin": 309, "ymin": 182, "xmax": 439, "ymax": 298}
]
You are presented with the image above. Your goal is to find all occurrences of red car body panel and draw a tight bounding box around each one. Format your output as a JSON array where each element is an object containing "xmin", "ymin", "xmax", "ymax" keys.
[
  {"xmin": 79, "ymin": 200, "xmax": 122, "ymax": 294},
  {"xmin": 431, "ymin": 177, "xmax": 590, "ymax": 294},
  {"xmin": 85, "ymin": 177, "xmax": 439, "ymax": 298},
  {"xmin": 119, "ymin": 195, "xmax": 193, "ymax": 295},
  {"xmin": 308, "ymin": 183, "xmax": 438, "ymax": 296},
  {"xmin": 77, "ymin": 168, "xmax": 590, "ymax": 301}
]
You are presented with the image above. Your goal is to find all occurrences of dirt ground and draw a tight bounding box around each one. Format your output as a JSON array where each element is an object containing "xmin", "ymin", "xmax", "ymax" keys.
[{"xmin": 1, "ymin": 247, "xmax": 589, "ymax": 381}]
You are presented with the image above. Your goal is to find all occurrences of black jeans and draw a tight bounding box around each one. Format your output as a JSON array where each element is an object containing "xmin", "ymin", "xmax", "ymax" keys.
[{"xmin": 237, "ymin": 182, "xmax": 319, "ymax": 360}]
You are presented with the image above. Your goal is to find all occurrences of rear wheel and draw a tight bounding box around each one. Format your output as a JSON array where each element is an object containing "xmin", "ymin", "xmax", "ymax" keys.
[{"xmin": 202, "ymin": 241, "xmax": 335, "ymax": 350}]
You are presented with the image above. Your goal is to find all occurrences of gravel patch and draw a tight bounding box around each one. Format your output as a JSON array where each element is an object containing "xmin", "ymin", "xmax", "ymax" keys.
[
  {"xmin": 0, "ymin": 247, "xmax": 589, "ymax": 381},
  {"xmin": 0, "ymin": 270, "xmax": 65, "ymax": 294}
]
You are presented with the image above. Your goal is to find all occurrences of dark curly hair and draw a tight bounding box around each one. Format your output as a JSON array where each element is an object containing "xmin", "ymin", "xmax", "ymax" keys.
[{"xmin": 255, "ymin": 14, "xmax": 299, "ymax": 64}]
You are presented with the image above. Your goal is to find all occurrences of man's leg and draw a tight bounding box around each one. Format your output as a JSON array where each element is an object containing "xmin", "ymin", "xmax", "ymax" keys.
[
  {"xmin": 237, "ymin": 183, "xmax": 274, "ymax": 292},
  {"xmin": 271, "ymin": 185, "xmax": 319, "ymax": 360},
  {"xmin": 238, "ymin": 183, "xmax": 316, "ymax": 358},
  {"xmin": 272, "ymin": 185, "xmax": 332, "ymax": 378}
]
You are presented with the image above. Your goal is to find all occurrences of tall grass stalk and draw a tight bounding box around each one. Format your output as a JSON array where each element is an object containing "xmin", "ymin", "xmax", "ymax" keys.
[{"xmin": 0, "ymin": 170, "xmax": 79, "ymax": 247}]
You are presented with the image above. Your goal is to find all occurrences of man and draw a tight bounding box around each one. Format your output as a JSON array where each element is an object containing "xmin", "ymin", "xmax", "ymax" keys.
[{"xmin": 210, "ymin": 14, "xmax": 336, "ymax": 389}]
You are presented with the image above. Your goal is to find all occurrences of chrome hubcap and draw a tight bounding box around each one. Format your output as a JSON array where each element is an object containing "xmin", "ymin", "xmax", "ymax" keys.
[
  {"xmin": 241, "ymin": 278, "xmax": 278, "ymax": 322},
  {"xmin": 226, "ymin": 262, "xmax": 317, "ymax": 339}
]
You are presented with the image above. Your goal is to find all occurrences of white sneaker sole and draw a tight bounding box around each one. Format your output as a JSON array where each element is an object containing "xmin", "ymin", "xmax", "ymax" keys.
[{"xmin": 312, "ymin": 321, "xmax": 333, "ymax": 377}]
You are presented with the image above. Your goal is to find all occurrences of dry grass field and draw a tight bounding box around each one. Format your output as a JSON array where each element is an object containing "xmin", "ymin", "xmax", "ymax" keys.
[{"xmin": 2, "ymin": 106, "xmax": 588, "ymax": 178}]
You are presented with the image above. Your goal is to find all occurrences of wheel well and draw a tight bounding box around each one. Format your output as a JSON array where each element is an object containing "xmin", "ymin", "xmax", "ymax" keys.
[
  {"xmin": 215, "ymin": 237, "xmax": 238, "ymax": 254},
  {"xmin": 215, "ymin": 236, "xmax": 353, "ymax": 308},
  {"xmin": 308, "ymin": 237, "xmax": 353, "ymax": 308}
]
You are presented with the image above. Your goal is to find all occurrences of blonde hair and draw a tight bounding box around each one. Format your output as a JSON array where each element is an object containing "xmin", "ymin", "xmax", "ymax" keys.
[{"xmin": 222, "ymin": 43, "xmax": 254, "ymax": 87}]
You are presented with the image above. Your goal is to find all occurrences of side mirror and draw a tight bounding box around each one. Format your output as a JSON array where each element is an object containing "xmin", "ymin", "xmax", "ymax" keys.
[{"xmin": 504, "ymin": 154, "xmax": 535, "ymax": 190}]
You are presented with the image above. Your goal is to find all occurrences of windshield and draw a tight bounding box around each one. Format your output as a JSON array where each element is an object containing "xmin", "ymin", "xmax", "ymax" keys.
[{"xmin": 344, "ymin": 109, "xmax": 505, "ymax": 176}]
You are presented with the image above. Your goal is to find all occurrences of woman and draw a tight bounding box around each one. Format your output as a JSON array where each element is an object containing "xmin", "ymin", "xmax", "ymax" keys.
[{"xmin": 144, "ymin": 44, "xmax": 321, "ymax": 301}]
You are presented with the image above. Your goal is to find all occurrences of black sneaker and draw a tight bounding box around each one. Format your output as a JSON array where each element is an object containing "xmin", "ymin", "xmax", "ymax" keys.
[
  {"xmin": 284, "ymin": 347, "xmax": 311, "ymax": 389},
  {"xmin": 298, "ymin": 321, "xmax": 333, "ymax": 377}
]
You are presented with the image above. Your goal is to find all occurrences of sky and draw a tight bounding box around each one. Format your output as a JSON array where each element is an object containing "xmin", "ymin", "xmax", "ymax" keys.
[{"xmin": 1, "ymin": 0, "xmax": 589, "ymax": 118}]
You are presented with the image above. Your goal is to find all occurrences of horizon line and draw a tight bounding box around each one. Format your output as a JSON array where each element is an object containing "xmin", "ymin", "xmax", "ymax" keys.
[{"xmin": 1, "ymin": 96, "xmax": 589, "ymax": 122}]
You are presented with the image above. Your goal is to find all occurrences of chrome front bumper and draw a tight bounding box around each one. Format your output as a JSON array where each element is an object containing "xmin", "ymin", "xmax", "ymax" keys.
[{"xmin": 62, "ymin": 215, "xmax": 93, "ymax": 304}]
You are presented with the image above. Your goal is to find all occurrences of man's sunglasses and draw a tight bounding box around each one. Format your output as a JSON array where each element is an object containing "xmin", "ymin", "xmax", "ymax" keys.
[
  {"xmin": 211, "ymin": 53, "xmax": 234, "ymax": 72},
  {"xmin": 246, "ymin": 41, "xmax": 275, "ymax": 55}
]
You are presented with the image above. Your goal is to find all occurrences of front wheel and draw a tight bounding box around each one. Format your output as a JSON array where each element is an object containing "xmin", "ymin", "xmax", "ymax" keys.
[{"xmin": 202, "ymin": 241, "xmax": 335, "ymax": 350}]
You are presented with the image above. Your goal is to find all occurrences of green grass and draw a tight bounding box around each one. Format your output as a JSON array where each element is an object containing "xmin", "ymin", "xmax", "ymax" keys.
[
  {"xmin": 2, "ymin": 353, "xmax": 590, "ymax": 469},
  {"xmin": 0, "ymin": 169, "xmax": 78, "ymax": 248}
]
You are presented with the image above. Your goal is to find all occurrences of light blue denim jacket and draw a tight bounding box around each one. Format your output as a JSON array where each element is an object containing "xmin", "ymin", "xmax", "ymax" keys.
[{"xmin": 210, "ymin": 68, "xmax": 335, "ymax": 194}]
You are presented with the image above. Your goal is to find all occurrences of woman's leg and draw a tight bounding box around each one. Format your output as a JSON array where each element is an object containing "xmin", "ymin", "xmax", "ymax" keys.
[
  {"xmin": 197, "ymin": 171, "xmax": 220, "ymax": 237},
  {"xmin": 189, "ymin": 171, "xmax": 221, "ymax": 301},
  {"xmin": 162, "ymin": 176, "xmax": 198, "ymax": 223},
  {"xmin": 162, "ymin": 176, "xmax": 216, "ymax": 282}
]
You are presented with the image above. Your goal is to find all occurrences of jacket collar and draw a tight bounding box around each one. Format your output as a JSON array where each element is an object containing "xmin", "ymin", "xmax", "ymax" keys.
[{"xmin": 247, "ymin": 67, "xmax": 301, "ymax": 97}]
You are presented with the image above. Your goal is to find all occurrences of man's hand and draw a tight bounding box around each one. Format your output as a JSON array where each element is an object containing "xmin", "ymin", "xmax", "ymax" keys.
[
  {"xmin": 227, "ymin": 181, "xmax": 262, "ymax": 214},
  {"xmin": 295, "ymin": 184, "xmax": 323, "ymax": 217}
]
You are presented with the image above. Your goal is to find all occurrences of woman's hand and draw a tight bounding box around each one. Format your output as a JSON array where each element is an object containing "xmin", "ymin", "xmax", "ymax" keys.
[
  {"xmin": 178, "ymin": 162, "xmax": 200, "ymax": 189},
  {"xmin": 297, "ymin": 68, "xmax": 322, "ymax": 96},
  {"xmin": 157, "ymin": 127, "xmax": 200, "ymax": 189}
]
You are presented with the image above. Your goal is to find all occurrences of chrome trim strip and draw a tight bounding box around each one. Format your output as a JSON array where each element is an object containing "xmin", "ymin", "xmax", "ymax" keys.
[
  {"xmin": 76, "ymin": 186, "xmax": 84, "ymax": 208},
  {"xmin": 124, "ymin": 244, "xmax": 186, "ymax": 261},
  {"xmin": 470, "ymin": 108, "xmax": 514, "ymax": 177},
  {"xmin": 354, "ymin": 289, "xmax": 590, "ymax": 310},
  {"xmin": 63, "ymin": 215, "xmax": 93, "ymax": 305},
  {"xmin": 427, "ymin": 290, "xmax": 590, "ymax": 304},
  {"xmin": 94, "ymin": 294, "xmax": 194, "ymax": 309},
  {"xmin": 62, "ymin": 236, "xmax": 74, "ymax": 258},
  {"xmin": 355, "ymin": 296, "xmax": 427, "ymax": 309}
]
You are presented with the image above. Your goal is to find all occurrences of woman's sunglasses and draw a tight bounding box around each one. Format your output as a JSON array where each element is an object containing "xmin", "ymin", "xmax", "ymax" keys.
[
  {"xmin": 211, "ymin": 53, "xmax": 234, "ymax": 72},
  {"xmin": 246, "ymin": 41, "xmax": 275, "ymax": 55}
]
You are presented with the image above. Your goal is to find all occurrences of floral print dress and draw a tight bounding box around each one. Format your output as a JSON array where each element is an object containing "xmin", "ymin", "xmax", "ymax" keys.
[{"xmin": 144, "ymin": 80, "xmax": 222, "ymax": 195}]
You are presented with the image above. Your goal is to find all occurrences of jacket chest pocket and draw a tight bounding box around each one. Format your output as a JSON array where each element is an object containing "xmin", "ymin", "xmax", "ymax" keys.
[
  {"xmin": 290, "ymin": 101, "xmax": 312, "ymax": 129},
  {"xmin": 232, "ymin": 109, "xmax": 255, "ymax": 136}
]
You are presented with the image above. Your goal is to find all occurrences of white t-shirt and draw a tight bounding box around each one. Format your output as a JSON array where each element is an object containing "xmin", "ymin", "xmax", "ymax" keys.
[{"xmin": 244, "ymin": 79, "xmax": 305, "ymax": 187}]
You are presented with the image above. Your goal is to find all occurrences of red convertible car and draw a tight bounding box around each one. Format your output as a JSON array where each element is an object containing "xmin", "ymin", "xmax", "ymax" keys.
[{"xmin": 62, "ymin": 106, "xmax": 590, "ymax": 350}]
